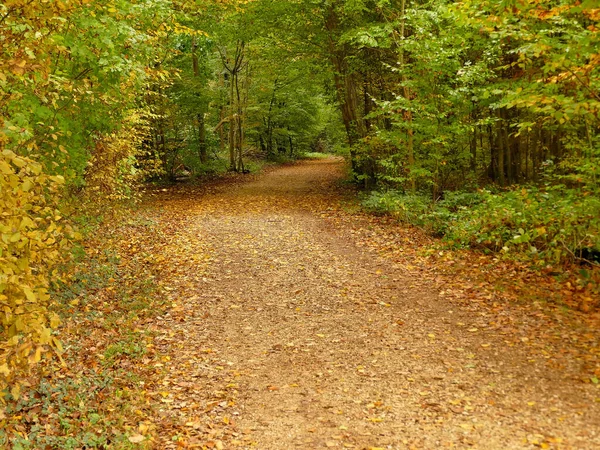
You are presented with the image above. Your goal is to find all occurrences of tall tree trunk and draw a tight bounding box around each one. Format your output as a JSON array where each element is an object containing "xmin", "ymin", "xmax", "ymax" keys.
[
  {"xmin": 488, "ymin": 125, "xmax": 498, "ymax": 182},
  {"xmin": 219, "ymin": 104, "xmax": 226, "ymax": 156},
  {"xmin": 470, "ymin": 109, "xmax": 478, "ymax": 172},
  {"xmin": 259, "ymin": 133, "xmax": 266, "ymax": 154},
  {"xmin": 220, "ymin": 40, "xmax": 246, "ymax": 172},
  {"xmin": 265, "ymin": 82, "xmax": 277, "ymax": 157},
  {"xmin": 470, "ymin": 127, "xmax": 477, "ymax": 172},
  {"xmin": 324, "ymin": 6, "xmax": 366, "ymax": 174},
  {"xmin": 235, "ymin": 67, "xmax": 244, "ymax": 171},
  {"xmin": 501, "ymin": 110, "xmax": 512, "ymax": 185},
  {"xmin": 229, "ymin": 73, "xmax": 236, "ymax": 170},
  {"xmin": 496, "ymin": 118, "xmax": 506, "ymax": 186},
  {"xmin": 192, "ymin": 39, "xmax": 207, "ymax": 164},
  {"xmin": 198, "ymin": 113, "xmax": 207, "ymax": 163},
  {"xmin": 399, "ymin": 0, "xmax": 415, "ymax": 192}
]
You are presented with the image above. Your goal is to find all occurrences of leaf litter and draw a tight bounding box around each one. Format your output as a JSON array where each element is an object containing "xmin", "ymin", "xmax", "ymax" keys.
[
  {"xmin": 136, "ymin": 158, "xmax": 600, "ymax": 449},
  {"xmin": 4, "ymin": 158, "xmax": 599, "ymax": 449}
]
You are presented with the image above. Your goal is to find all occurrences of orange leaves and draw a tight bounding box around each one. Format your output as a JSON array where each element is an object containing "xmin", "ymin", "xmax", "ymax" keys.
[{"xmin": 586, "ymin": 8, "xmax": 600, "ymax": 21}]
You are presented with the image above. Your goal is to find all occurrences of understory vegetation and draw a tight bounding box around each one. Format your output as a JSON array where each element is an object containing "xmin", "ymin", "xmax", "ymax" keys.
[{"xmin": 363, "ymin": 186, "xmax": 600, "ymax": 268}]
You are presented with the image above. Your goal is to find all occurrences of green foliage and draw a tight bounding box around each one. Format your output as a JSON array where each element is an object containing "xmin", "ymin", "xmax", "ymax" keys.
[
  {"xmin": 0, "ymin": 215, "xmax": 165, "ymax": 447},
  {"xmin": 363, "ymin": 184, "xmax": 600, "ymax": 267},
  {"xmin": 362, "ymin": 190, "xmax": 432, "ymax": 226},
  {"xmin": 2, "ymin": 0, "xmax": 599, "ymax": 408},
  {"xmin": 0, "ymin": 0, "xmax": 191, "ymax": 392},
  {"xmin": 1, "ymin": 374, "xmax": 142, "ymax": 450},
  {"xmin": 300, "ymin": 152, "xmax": 332, "ymax": 160},
  {"xmin": 448, "ymin": 186, "xmax": 600, "ymax": 262}
]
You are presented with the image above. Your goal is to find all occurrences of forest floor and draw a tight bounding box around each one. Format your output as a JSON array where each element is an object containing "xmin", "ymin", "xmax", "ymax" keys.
[
  {"xmin": 118, "ymin": 157, "xmax": 599, "ymax": 449},
  {"xmin": 12, "ymin": 157, "xmax": 599, "ymax": 450}
]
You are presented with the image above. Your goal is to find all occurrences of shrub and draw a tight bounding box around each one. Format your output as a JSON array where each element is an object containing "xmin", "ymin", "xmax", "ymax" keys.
[
  {"xmin": 362, "ymin": 185, "xmax": 600, "ymax": 265},
  {"xmin": 0, "ymin": 150, "xmax": 74, "ymax": 397}
]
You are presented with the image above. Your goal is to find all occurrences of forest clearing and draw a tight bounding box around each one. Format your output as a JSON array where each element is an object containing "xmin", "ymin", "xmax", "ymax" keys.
[{"xmin": 1, "ymin": 0, "xmax": 600, "ymax": 448}]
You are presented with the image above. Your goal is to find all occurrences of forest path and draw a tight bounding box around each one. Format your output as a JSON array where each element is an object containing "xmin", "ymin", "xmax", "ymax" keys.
[{"xmin": 143, "ymin": 158, "xmax": 600, "ymax": 449}]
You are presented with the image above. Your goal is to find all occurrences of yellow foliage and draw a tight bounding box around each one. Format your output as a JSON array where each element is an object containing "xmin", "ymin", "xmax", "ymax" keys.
[
  {"xmin": 0, "ymin": 149, "xmax": 72, "ymax": 396},
  {"xmin": 84, "ymin": 110, "xmax": 155, "ymax": 201}
]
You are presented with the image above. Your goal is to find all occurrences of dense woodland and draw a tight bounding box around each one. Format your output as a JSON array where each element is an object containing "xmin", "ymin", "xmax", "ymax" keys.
[{"xmin": 1, "ymin": 0, "xmax": 599, "ymax": 406}]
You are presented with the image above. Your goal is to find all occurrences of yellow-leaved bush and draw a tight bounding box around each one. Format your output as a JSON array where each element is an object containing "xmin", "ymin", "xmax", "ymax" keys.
[
  {"xmin": 0, "ymin": 150, "xmax": 73, "ymax": 397},
  {"xmin": 85, "ymin": 110, "xmax": 157, "ymax": 200}
]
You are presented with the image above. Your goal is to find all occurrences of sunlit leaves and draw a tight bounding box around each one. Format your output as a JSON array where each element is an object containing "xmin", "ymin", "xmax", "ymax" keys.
[
  {"xmin": 0, "ymin": 0, "xmax": 193, "ymax": 394},
  {"xmin": 0, "ymin": 150, "xmax": 73, "ymax": 394}
]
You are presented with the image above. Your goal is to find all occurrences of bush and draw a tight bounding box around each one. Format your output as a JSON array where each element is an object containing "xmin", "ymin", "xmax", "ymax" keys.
[
  {"xmin": 448, "ymin": 186, "xmax": 600, "ymax": 264},
  {"xmin": 0, "ymin": 150, "xmax": 74, "ymax": 397},
  {"xmin": 362, "ymin": 190, "xmax": 431, "ymax": 223},
  {"xmin": 362, "ymin": 185, "xmax": 600, "ymax": 265}
]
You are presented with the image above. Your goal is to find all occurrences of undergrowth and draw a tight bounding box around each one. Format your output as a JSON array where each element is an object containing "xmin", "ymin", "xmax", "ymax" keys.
[
  {"xmin": 299, "ymin": 151, "xmax": 332, "ymax": 159},
  {"xmin": 362, "ymin": 185, "xmax": 600, "ymax": 293},
  {"xmin": 0, "ymin": 210, "xmax": 166, "ymax": 449}
]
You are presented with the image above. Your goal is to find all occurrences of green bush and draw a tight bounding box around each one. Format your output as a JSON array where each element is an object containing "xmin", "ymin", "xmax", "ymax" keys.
[
  {"xmin": 362, "ymin": 185, "xmax": 600, "ymax": 265},
  {"xmin": 448, "ymin": 186, "xmax": 600, "ymax": 264},
  {"xmin": 362, "ymin": 190, "xmax": 431, "ymax": 226}
]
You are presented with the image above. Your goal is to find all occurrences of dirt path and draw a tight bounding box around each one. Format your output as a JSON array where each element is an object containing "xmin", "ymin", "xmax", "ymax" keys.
[{"xmin": 142, "ymin": 159, "xmax": 600, "ymax": 449}]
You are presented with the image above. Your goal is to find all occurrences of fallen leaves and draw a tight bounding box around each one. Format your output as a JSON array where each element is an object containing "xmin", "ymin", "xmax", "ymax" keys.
[
  {"xmin": 7, "ymin": 159, "xmax": 597, "ymax": 449},
  {"xmin": 128, "ymin": 433, "xmax": 146, "ymax": 443}
]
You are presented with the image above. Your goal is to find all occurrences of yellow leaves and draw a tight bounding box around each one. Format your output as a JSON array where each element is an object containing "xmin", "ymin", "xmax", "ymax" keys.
[
  {"xmin": 11, "ymin": 384, "xmax": 21, "ymax": 400},
  {"xmin": 49, "ymin": 313, "xmax": 61, "ymax": 328},
  {"xmin": 9, "ymin": 60, "xmax": 28, "ymax": 76},
  {"xmin": 52, "ymin": 337, "xmax": 63, "ymax": 353},
  {"xmin": 22, "ymin": 286, "xmax": 36, "ymax": 302},
  {"xmin": 128, "ymin": 434, "xmax": 146, "ymax": 443},
  {"xmin": 0, "ymin": 364, "xmax": 10, "ymax": 376},
  {"xmin": 0, "ymin": 160, "xmax": 11, "ymax": 174},
  {"xmin": 0, "ymin": 150, "xmax": 70, "ymax": 391},
  {"xmin": 28, "ymin": 346, "xmax": 42, "ymax": 364},
  {"xmin": 19, "ymin": 217, "xmax": 35, "ymax": 230}
]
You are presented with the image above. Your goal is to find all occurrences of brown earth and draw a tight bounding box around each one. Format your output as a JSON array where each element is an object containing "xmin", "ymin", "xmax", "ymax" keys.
[{"xmin": 137, "ymin": 158, "xmax": 600, "ymax": 449}]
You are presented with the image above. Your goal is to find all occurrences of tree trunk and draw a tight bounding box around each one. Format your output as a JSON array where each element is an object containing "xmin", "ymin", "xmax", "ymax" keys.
[
  {"xmin": 399, "ymin": 0, "xmax": 415, "ymax": 192},
  {"xmin": 496, "ymin": 118, "xmax": 506, "ymax": 186},
  {"xmin": 324, "ymin": 6, "xmax": 366, "ymax": 173},
  {"xmin": 220, "ymin": 41, "xmax": 246, "ymax": 172},
  {"xmin": 229, "ymin": 73, "xmax": 236, "ymax": 170},
  {"xmin": 192, "ymin": 39, "xmax": 207, "ymax": 164},
  {"xmin": 198, "ymin": 113, "xmax": 207, "ymax": 163}
]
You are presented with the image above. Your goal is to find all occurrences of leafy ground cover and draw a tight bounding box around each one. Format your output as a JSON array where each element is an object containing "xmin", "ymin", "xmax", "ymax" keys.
[
  {"xmin": 0, "ymin": 206, "xmax": 170, "ymax": 448},
  {"xmin": 3, "ymin": 157, "xmax": 600, "ymax": 449},
  {"xmin": 362, "ymin": 187, "xmax": 600, "ymax": 301}
]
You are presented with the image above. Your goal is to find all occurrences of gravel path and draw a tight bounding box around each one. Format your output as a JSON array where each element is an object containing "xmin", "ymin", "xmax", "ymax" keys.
[{"xmin": 145, "ymin": 158, "xmax": 600, "ymax": 449}]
